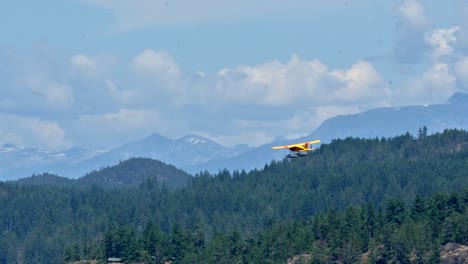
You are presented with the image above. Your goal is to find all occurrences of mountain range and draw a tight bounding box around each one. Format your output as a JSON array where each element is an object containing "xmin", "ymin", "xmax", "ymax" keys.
[
  {"xmin": 185, "ymin": 92, "xmax": 468, "ymax": 173},
  {"xmin": 1, "ymin": 92, "xmax": 467, "ymax": 180}
]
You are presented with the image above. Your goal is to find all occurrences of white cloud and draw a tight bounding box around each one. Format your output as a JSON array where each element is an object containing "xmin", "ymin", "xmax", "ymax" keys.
[
  {"xmin": 243, "ymin": 56, "xmax": 330, "ymax": 105},
  {"xmin": 105, "ymin": 78, "xmax": 139, "ymax": 105},
  {"xmin": 211, "ymin": 56, "xmax": 386, "ymax": 107},
  {"xmin": 128, "ymin": 49, "xmax": 191, "ymax": 108},
  {"xmin": 423, "ymin": 63, "xmax": 456, "ymax": 89},
  {"xmin": 0, "ymin": 114, "xmax": 71, "ymax": 150},
  {"xmin": 393, "ymin": 63, "xmax": 457, "ymax": 105},
  {"xmin": 397, "ymin": 0, "xmax": 429, "ymax": 28},
  {"xmin": 131, "ymin": 49, "xmax": 182, "ymax": 80},
  {"xmin": 425, "ymin": 26, "xmax": 461, "ymax": 60},
  {"xmin": 330, "ymin": 61, "xmax": 385, "ymax": 102},
  {"xmin": 26, "ymin": 73, "xmax": 74, "ymax": 109},
  {"xmin": 70, "ymin": 53, "xmax": 118, "ymax": 78},
  {"xmin": 71, "ymin": 54, "xmax": 96, "ymax": 68}
]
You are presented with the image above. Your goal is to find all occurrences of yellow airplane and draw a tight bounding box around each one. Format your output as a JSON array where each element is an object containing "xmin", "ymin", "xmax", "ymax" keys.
[{"xmin": 271, "ymin": 139, "xmax": 321, "ymax": 158}]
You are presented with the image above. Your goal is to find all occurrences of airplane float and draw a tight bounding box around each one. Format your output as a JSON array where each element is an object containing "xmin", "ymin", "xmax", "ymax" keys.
[{"xmin": 271, "ymin": 139, "xmax": 321, "ymax": 158}]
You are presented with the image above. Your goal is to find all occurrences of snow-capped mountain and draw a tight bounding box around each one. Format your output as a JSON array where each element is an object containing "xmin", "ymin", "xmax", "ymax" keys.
[
  {"xmin": 1, "ymin": 92, "xmax": 467, "ymax": 180},
  {"xmin": 0, "ymin": 144, "xmax": 101, "ymax": 180},
  {"xmin": 70, "ymin": 133, "xmax": 251, "ymax": 178},
  {"xmin": 0, "ymin": 133, "xmax": 252, "ymax": 180}
]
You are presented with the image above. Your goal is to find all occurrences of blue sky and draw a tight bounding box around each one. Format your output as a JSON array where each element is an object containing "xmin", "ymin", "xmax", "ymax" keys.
[{"xmin": 1, "ymin": 0, "xmax": 467, "ymax": 150}]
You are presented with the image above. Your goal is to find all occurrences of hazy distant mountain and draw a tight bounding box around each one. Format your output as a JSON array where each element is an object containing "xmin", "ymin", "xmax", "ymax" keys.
[
  {"xmin": 301, "ymin": 92, "xmax": 468, "ymax": 143},
  {"xmin": 0, "ymin": 144, "xmax": 101, "ymax": 180},
  {"xmin": 189, "ymin": 92, "xmax": 468, "ymax": 174},
  {"xmin": 66, "ymin": 134, "xmax": 252, "ymax": 178},
  {"xmin": 0, "ymin": 133, "xmax": 251, "ymax": 180},
  {"xmin": 1, "ymin": 92, "xmax": 467, "ymax": 180}
]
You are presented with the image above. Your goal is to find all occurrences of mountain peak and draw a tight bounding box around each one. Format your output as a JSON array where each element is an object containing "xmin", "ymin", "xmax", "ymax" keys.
[
  {"xmin": 178, "ymin": 134, "xmax": 213, "ymax": 145},
  {"xmin": 78, "ymin": 157, "xmax": 191, "ymax": 188},
  {"xmin": 447, "ymin": 92, "xmax": 468, "ymax": 105},
  {"xmin": 146, "ymin": 133, "xmax": 170, "ymax": 141}
]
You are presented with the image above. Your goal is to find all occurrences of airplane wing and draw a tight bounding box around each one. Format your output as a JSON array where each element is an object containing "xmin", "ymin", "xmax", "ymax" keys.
[
  {"xmin": 271, "ymin": 140, "xmax": 321, "ymax": 151},
  {"xmin": 305, "ymin": 139, "xmax": 321, "ymax": 145}
]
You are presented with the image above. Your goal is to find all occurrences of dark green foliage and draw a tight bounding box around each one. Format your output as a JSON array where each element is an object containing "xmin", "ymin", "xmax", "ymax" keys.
[
  {"xmin": 89, "ymin": 189, "xmax": 466, "ymax": 263},
  {"xmin": 385, "ymin": 198, "xmax": 405, "ymax": 226},
  {"xmin": 0, "ymin": 129, "xmax": 467, "ymax": 263},
  {"xmin": 12, "ymin": 173, "xmax": 77, "ymax": 187}
]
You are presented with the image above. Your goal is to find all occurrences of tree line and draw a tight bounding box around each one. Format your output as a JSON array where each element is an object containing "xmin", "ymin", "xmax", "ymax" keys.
[{"xmin": 0, "ymin": 129, "xmax": 467, "ymax": 263}]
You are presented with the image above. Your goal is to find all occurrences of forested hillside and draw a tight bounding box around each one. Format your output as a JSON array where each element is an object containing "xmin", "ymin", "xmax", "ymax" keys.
[
  {"xmin": 13, "ymin": 157, "xmax": 191, "ymax": 189},
  {"xmin": 0, "ymin": 129, "xmax": 467, "ymax": 263},
  {"xmin": 67, "ymin": 189, "xmax": 468, "ymax": 263},
  {"xmin": 78, "ymin": 157, "xmax": 191, "ymax": 189}
]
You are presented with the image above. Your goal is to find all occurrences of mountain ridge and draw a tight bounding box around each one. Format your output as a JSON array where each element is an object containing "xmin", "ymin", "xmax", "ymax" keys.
[
  {"xmin": 1, "ymin": 92, "xmax": 467, "ymax": 179},
  {"xmin": 189, "ymin": 92, "xmax": 468, "ymax": 173}
]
